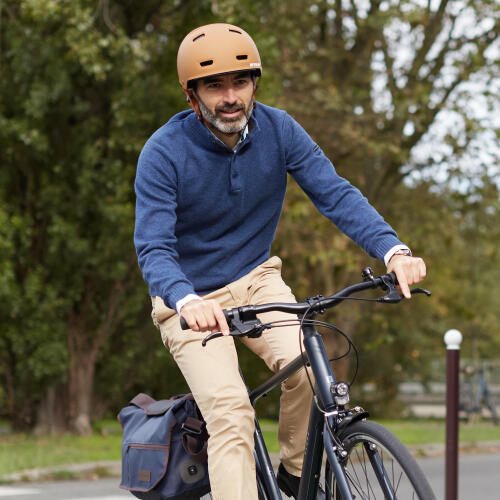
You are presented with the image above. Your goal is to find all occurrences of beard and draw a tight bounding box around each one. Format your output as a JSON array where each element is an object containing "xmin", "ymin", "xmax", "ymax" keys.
[{"xmin": 196, "ymin": 96, "xmax": 254, "ymax": 134}]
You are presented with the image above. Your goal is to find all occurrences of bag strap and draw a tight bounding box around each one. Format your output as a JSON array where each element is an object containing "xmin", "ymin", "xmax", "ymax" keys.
[
  {"xmin": 181, "ymin": 416, "xmax": 208, "ymax": 463},
  {"xmin": 130, "ymin": 393, "xmax": 156, "ymax": 411}
]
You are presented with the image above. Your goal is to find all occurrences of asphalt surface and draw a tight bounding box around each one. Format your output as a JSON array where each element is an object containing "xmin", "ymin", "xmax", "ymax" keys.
[{"xmin": 1, "ymin": 453, "xmax": 499, "ymax": 499}]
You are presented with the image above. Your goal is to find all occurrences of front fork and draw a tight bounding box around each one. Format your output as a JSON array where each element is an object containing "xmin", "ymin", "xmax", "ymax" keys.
[
  {"xmin": 298, "ymin": 322, "xmax": 355, "ymax": 500},
  {"xmin": 300, "ymin": 322, "xmax": 396, "ymax": 500},
  {"xmin": 365, "ymin": 442, "xmax": 397, "ymax": 499},
  {"xmin": 323, "ymin": 415, "xmax": 354, "ymax": 500}
]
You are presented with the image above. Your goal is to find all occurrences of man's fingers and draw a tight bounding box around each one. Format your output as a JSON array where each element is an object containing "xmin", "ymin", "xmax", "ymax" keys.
[
  {"xmin": 198, "ymin": 310, "xmax": 212, "ymax": 332},
  {"xmin": 387, "ymin": 255, "xmax": 427, "ymax": 300},
  {"xmin": 418, "ymin": 258, "xmax": 427, "ymax": 281},
  {"xmin": 398, "ymin": 273, "xmax": 412, "ymax": 299},
  {"xmin": 408, "ymin": 258, "xmax": 426, "ymax": 287},
  {"xmin": 213, "ymin": 306, "xmax": 230, "ymax": 335},
  {"xmin": 180, "ymin": 299, "xmax": 229, "ymax": 334},
  {"xmin": 183, "ymin": 311, "xmax": 200, "ymax": 331}
]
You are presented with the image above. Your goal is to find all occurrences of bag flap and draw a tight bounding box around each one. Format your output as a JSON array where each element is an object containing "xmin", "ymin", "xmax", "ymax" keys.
[
  {"xmin": 129, "ymin": 393, "xmax": 193, "ymax": 416},
  {"xmin": 145, "ymin": 399, "xmax": 178, "ymax": 416}
]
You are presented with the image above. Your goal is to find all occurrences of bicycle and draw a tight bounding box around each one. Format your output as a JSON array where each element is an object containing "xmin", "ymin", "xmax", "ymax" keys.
[
  {"xmin": 181, "ymin": 267, "xmax": 436, "ymax": 499},
  {"xmin": 459, "ymin": 363, "xmax": 499, "ymax": 425}
]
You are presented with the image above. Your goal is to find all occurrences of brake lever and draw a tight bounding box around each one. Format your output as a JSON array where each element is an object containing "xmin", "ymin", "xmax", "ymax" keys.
[
  {"xmin": 378, "ymin": 289, "xmax": 403, "ymax": 303},
  {"xmin": 231, "ymin": 318, "xmax": 264, "ymax": 337},
  {"xmin": 378, "ymin": 286, "xmax": 432, "ymax": 304},
  {"xmin": 201, "ymin": 332, "xmax": 224, "ymax": 346},
  {"xmin": 201, "ymin": 317, "xmax": 266, "ymax": 346},
  {"xmin": 378, "ymin": 274, "xmax": 403, "ymax": 303}
]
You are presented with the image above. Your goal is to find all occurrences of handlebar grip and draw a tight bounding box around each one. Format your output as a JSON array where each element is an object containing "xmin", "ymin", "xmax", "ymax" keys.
[{"xmin": 180, "ymin": 309, "xmax": 232, "ymax": 330}]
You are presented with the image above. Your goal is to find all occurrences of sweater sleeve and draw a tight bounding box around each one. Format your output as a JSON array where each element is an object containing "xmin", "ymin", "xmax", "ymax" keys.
[
  {"xmin": 282, "ymin": 113, "xmax": 404, "ymax": 261},
  {"xmin": 134, "ymin": 139, "xmax": 196, "ymax": 309}
]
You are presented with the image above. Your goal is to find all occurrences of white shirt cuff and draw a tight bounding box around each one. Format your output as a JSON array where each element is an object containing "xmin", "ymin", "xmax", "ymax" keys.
[
  {"xmin": 176, "ymin": 294, "xmax": 202, "ymax": 314},
  {"xmin": 384, "ymin": 245, "xmax": 412, "ymax": 267}
]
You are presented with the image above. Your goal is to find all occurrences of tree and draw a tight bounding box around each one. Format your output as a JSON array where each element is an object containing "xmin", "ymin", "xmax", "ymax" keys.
[
  {"xmin": 247, "ymin": 0, "xmax": 500, "ymax": 405},
  {"xmin": 0, "ymin": 0, "xmax": 216, "ymax": 432}
]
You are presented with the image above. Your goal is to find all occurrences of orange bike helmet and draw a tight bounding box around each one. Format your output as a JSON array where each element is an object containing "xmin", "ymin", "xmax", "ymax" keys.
[{"xmin": 177, "ymin": 23, "xmax": 262, "ymax": 90}]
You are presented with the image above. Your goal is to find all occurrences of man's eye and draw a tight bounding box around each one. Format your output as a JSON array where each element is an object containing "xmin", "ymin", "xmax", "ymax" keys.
[{"xmin": 207, "ymin": 83, "xmax": 220, "ymax": 89}]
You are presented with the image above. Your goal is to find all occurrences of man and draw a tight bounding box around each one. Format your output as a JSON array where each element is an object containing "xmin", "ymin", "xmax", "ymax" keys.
[{"xmin": 134, "ymin": 23, "xmax": 426, "ymax": 500}]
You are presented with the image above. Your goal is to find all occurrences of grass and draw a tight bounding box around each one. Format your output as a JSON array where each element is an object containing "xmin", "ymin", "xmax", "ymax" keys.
[
  {"xmin": 248, "ymin": 418, "xmax": 500, "ymax": 454},
  {"xmin": 2, "ymin": 418, "xmax": 500, "ymax": 477},
  {"xmin": 379, "ymin": 418, "xmax": 500, "ymax": 446},
  {"xmin": 0, "ymin": 420, "xmax": 123, "ymax": 476}
]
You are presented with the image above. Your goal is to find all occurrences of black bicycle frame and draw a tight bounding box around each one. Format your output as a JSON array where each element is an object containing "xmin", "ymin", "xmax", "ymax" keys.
[
  {"xmin": 183, "ymin": 271, "xmax": 429, "ymax": 499},
  {"xmin": 248, "ymin": 319, "xmax": 354, "ymax": 500}
]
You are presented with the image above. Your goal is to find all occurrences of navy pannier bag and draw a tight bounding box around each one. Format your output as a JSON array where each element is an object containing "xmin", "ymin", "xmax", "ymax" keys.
[{"xmin": 118, "ymin": 393, "xmax": 210, "ymax": 500}]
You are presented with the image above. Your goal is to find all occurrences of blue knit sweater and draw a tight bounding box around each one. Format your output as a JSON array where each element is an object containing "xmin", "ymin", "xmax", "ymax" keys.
[{"xmin": 134, "ymin": 103, "xmax": 403, "ymax": 309}]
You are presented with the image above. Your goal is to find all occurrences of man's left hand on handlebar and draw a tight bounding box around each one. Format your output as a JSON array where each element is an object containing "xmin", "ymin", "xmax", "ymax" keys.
[{"xmin": 386, "ymin": 255, "xmax": 426, "ymax": 299}]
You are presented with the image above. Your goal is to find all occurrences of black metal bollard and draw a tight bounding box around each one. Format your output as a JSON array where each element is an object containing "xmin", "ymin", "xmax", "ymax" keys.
[{"xmin": 444, "ymin": 329, "xmax": 463, "ymax": 500}]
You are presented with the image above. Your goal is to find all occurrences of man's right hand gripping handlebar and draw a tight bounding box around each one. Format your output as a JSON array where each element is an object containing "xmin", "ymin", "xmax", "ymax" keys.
[
  {"xmin": 179, "ymin": 298, "xmax": 266, "ymax": 346},
  {"xmin": 179, "ymin": 298, "xmax": 230, "ymax": 336}
]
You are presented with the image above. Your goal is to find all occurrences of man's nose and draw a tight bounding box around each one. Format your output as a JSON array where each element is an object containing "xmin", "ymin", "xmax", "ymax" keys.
[{"xmin": 221, "ymin": 86, "xmax": 237, "ymax": 104}]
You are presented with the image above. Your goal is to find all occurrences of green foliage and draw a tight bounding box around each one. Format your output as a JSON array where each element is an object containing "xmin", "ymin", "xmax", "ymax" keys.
[
  {"xmin": 0, "ymin": 0, "xmax": 205, "ymax": 429},
  {"xmin": 0, "ymin": 0, "xmax": 499, "ymax": 429}
]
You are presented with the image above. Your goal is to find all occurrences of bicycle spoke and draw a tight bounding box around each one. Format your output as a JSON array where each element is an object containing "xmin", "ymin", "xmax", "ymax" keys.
[
  {"xmin": 326, "ymin": 421, "xmax": 436, "ymax": 499},
  {"xmin": 344, "ymin": 469, "xmax": 370, "ymax": 498},
  {"xmin": 359, "ymin": 447, "xmax": 373, "ymax": 497}
]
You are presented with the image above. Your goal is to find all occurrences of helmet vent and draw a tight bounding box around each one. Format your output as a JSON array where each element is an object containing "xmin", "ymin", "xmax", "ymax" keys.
[
  {"xmin": 229, "ymin": 29, "xmax": 242, "ymax": 34},
  {"xmin": 192, "ymin": 34, "xmax": 205, "ymax": 42},
  {"xmin": 236, "ymin": 55, "xmax": 248, "ymax": 60},
  {"xmin": 200, "ymin": 60, "xmax": 213, "ymax": 67}
]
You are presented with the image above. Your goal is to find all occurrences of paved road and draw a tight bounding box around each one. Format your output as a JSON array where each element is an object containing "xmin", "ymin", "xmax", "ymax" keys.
[
  {"xmin": 1, "ymin": 453, "xmax": 499, "ymax": 499},
  {"xmin": 0, "ymin": 479, "xmax": 128, "ymax": 499},
  {"xmin": 421, "ymin": 453, "xmax": 500, "ymax": 497}
]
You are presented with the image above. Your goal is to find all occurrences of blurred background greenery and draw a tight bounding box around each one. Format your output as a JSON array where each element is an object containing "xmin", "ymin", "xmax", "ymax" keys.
[{"xmin": 0, "ymin": 0, "xmax": 499, "ymax": 436}]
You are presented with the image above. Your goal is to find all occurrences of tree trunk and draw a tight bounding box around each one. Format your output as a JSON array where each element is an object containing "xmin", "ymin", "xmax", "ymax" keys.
[
  {"xmin": 34, "ymin": 386, "xmax": 67, "ymax": 435},
  {"xmin": 67, "ymin": 320, "xmax": 98, "ymax": 435},
  {"xmin": 65, "ymin": 285, "xmax": 123, "ymax": 435},
  {"xmin": 69, "ymin": 352, "xmax": 96, "ymax": 435}
]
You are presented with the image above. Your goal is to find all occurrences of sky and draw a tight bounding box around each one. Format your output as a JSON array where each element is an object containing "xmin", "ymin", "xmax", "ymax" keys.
[{"xmin": 366, "ymin": 0, "xmax": 500, "ymax": 190}]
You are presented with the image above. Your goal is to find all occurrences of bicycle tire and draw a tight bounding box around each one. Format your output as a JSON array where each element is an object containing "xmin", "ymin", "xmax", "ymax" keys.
[
  {"xmin": 325, "ymin": 420, "xmax": 436, "ymax": 500},
  {"xmin": 485, "ymin": 393, "xmax": 499, "ymax": 425},
  {"xmin": 488, "ymin": 403, "xmax": 499, "ymax": 425}
]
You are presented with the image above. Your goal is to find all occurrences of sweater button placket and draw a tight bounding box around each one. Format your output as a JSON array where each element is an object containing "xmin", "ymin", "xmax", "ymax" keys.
[{"xmin": 230, "ymin": 154, "xmax": 240, "ymax": 192}]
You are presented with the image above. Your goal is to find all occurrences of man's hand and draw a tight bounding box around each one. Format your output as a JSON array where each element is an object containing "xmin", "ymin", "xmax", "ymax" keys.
[
  {"xmin": 180, "ymin": 298, "xmax": 230, "ymax": 335},
  {"xmin": 386, "ymin": 255, "xmax": 427, "ymax": 299}
]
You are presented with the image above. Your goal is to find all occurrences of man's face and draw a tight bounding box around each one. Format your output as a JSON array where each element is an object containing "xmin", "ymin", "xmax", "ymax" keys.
[{"xmin": 193, "ymin": 72, "xmax": 255, "ymax": 135}]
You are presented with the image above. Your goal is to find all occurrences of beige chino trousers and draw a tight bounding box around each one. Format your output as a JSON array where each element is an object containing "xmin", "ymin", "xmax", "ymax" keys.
[{"xmin": 151, "ymin": 256, "xmax": 313, "ymax": 500}]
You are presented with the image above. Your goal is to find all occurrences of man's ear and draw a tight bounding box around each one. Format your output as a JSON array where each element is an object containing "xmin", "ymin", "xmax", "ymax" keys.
[
  {"xmin": 252, "ymin": 81, "xmax": 259, "ymax": 108},
  {"xmin": 182, "ymin": 88, "xmax": 202, "ymax": 121}
]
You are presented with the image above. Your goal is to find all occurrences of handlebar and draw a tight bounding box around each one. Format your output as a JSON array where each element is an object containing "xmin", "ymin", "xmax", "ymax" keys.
[{"xmin": 179, "ymin": 267, "xmax": 431, "ymax": 338}]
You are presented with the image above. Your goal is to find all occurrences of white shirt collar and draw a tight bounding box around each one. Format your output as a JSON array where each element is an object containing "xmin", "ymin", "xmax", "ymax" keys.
[
  {"xmin": 233, "ymin": 124, "xmax": 249, "ymax": 151},
  {"xmin": 206, "ymin": 124, "xmax": 249, "ymax": 152}
]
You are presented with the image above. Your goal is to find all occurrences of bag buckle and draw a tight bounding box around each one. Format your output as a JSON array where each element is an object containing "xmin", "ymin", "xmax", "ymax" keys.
[{"xmin": 181, "ymin": 422, "xmax": 203, "ymax": 436}]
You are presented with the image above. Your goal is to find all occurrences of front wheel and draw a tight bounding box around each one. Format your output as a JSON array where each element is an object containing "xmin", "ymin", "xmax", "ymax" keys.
[{"xmin": 325, "ymin": 420, "xmax": 436, "ymax": 499}]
